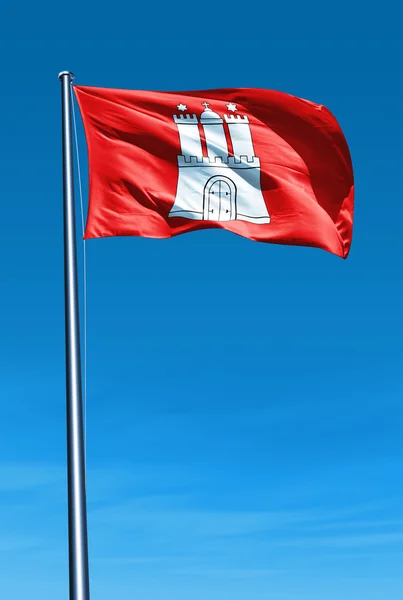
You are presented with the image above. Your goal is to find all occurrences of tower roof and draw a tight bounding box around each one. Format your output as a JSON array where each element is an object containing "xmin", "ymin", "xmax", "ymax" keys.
[{"xmin": 200, "ymin": 107, "xmax": 223, "ymax": 123}]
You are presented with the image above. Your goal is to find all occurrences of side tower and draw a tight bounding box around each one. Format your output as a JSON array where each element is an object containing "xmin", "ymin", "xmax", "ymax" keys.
[
  {"xmin": 173, "ymin": 113, "xmax": 203, "ymax": 162},
  {"xmin": 224, "ymin": 114, "xmax": 256, "ymax": 162}
]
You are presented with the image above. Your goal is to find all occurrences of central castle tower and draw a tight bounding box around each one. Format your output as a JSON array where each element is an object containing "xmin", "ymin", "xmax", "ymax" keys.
[{"xmin": 168, "ymin": 103, "xmax": 270, "ymax": 223}]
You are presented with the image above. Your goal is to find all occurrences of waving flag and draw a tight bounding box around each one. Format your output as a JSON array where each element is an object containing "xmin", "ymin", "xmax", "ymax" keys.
[{"xmin": 74, "ymin": 86, "xmax": 354, "ymax": 258}]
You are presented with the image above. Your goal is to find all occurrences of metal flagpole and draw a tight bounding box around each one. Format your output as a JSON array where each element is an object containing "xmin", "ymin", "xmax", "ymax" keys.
[{"xmin": 58, "ymin": 71, "xmax": 90, "ymax": 600}]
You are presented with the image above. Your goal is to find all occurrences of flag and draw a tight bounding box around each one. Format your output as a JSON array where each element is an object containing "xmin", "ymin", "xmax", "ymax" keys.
[{"xmin": 74, "ymin": 86, "xmax": 354, "ymax": 258}]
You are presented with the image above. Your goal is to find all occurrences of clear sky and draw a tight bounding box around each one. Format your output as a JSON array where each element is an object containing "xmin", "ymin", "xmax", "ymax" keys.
[{"xmin": 0, "ymin": 2, "xmax": 402, "ymax": 599}]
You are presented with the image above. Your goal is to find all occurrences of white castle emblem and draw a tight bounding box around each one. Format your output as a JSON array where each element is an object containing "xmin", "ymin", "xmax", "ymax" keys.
[{"xmin": 168, "ymin": 102, "xmax": 270, "ymax": 224}]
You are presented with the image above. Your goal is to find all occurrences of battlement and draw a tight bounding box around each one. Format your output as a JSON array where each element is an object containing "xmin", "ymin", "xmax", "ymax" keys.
[
  {"xmin": 224, "ymin": 114, "xmax": 249, "ymax": 124},
  {"xmin": 178, "ymin": 156, "xmax": 225, "ymax": 167},
  {"xmin": 173, "ymin": 114, "xmax": 198, "ymax": 124},
  {"xmin": 177, "ymin": 155, "xmax": 260, "ymax": 168},
  {"xmin": 227, "ymin": 155, "xmax": 260, "ymax": 168}
]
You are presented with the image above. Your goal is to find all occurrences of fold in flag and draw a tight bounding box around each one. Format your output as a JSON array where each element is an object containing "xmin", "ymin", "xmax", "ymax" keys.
[{"xmin": 74, "ymin": 86, "xmax": 354, "ymax": 258}]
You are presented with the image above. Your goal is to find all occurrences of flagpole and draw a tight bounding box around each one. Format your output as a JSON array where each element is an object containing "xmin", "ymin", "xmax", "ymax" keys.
[{"xmin": 58, "ymin": 70, "xmax": 90, "ymax": 600}]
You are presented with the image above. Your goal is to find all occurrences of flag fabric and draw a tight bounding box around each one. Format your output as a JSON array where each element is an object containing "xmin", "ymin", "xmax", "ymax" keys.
[{"xmin": 74, "ymin": 86, "xmax": 354, "ymax": 258}]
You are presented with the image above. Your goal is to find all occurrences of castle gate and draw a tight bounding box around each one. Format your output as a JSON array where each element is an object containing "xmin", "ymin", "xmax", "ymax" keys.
[{"xmin": 203, "ymin": 176, "xmax": 237, "ymax": 221}]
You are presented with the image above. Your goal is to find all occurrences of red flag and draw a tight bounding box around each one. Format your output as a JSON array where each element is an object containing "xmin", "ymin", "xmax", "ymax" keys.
[{"xmin": 74, "ymin": 86, "xmax": 354, "ymax": 258}]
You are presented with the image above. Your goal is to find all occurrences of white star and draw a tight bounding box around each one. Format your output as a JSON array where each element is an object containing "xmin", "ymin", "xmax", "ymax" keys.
[
  {"xmin": 226, "ymin": 102, "xmax": 238, "ymax": 112},
  {"xmin": 177, "ymin": 103, "xmax": 187, "ymax": 111}
]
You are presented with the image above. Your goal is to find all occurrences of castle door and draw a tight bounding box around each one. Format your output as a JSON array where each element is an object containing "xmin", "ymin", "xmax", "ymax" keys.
[{"xmin": 203, "ymin": 177, "xmax": 236, "ymax": 221}]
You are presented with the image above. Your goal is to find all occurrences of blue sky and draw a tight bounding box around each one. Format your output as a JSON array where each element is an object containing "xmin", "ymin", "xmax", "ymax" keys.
[{"xmin": 0, "ymin": 1, "xmax": 402, "ymax": 599}]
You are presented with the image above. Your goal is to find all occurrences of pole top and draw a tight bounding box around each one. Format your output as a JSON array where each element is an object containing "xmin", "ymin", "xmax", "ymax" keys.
[{"xmin": 58, "ymin": 71, "xmax": 75, "ymax": 81}]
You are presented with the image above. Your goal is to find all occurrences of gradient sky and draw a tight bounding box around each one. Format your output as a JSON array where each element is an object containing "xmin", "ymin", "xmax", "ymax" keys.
[{"xmin": 1, "ymin": 2, "xmax": 402, "ymax": 599}]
